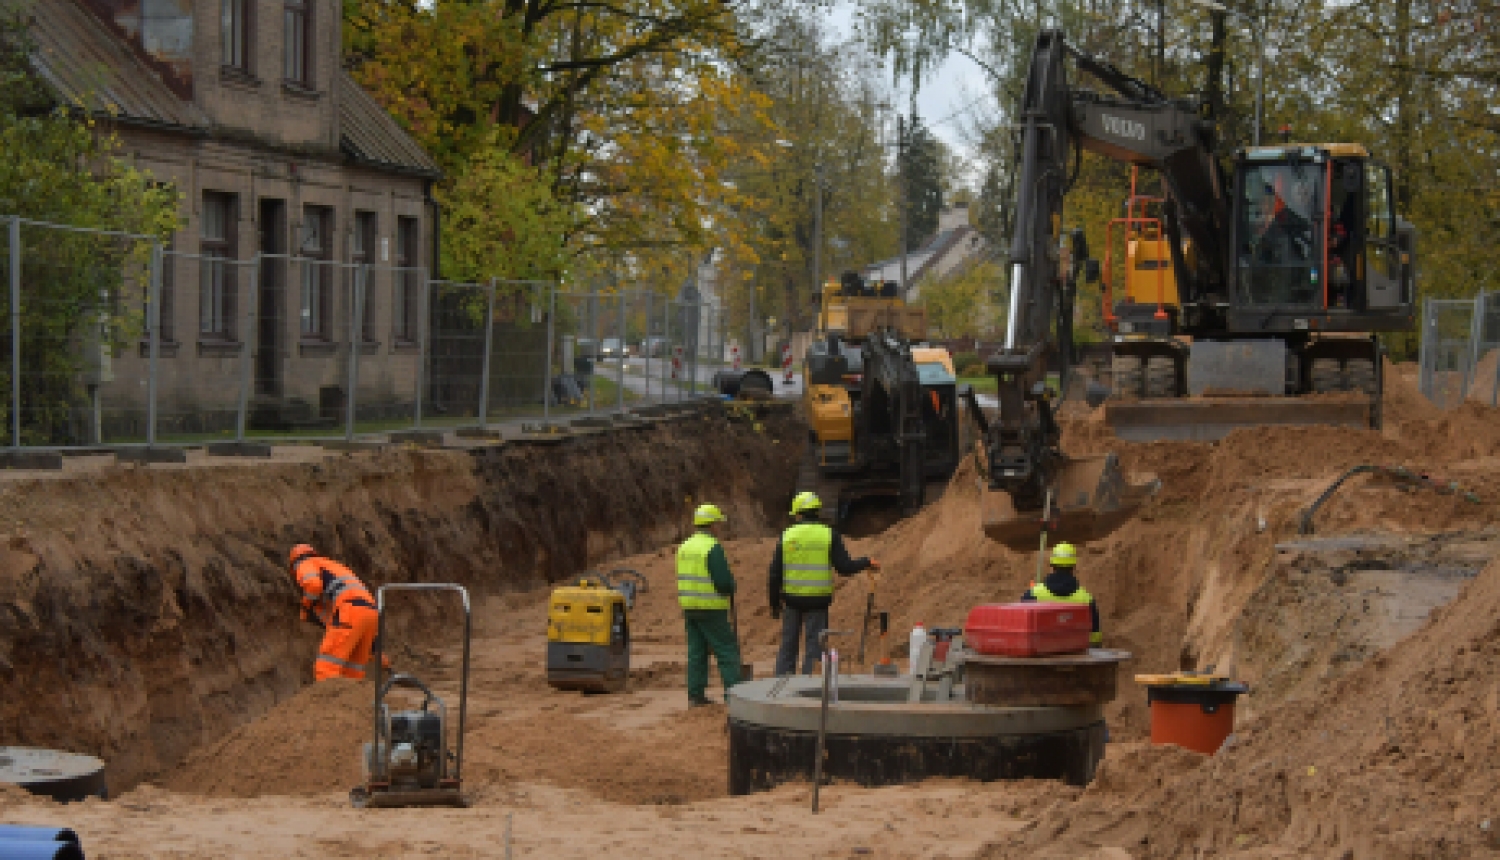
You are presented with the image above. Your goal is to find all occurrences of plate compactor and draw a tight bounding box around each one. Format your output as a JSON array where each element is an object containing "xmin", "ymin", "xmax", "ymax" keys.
[
  {"xmin": 350, "ymin": 583, "xmax": 471, "ymax": 809},
  {"xmin": 547, "ymin": 569, "xmax": 647, "ymax": 693}
]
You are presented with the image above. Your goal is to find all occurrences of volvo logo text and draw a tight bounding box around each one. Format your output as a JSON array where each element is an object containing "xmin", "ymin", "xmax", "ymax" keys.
[{"xmin": 1101, "ymin": 113, "xmax": 1146, "ymax": 141}]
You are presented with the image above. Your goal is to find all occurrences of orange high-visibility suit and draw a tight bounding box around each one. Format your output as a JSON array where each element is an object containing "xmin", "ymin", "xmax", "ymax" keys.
[{"xmin": 290, "ymin": 548, "xmax": 379, "ymax": 681}]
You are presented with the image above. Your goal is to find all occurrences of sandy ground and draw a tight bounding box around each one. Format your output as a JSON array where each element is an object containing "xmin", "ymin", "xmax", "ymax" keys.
[{"xmin": 7, "ymin": 362, "xmax": 1500, "ymax": 857}]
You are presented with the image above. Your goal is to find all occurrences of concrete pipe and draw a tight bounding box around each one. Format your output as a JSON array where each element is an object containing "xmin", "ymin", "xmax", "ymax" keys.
[
  {"xmin": 714, "ymin": 369, "xmax": 775, "ymax": 399},
  {"xmin": 726, "ymin": 676, "xmax": 1106, "ymax": 795},
  {"xmin": 0, "ymin": 748, "xmax": 107, "ymax": 802}
]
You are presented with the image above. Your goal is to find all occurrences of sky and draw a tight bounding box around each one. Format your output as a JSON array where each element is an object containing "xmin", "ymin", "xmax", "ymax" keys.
[{"xmin": 827, "ymin": 2, "xmax": 995, "ymax": 186}]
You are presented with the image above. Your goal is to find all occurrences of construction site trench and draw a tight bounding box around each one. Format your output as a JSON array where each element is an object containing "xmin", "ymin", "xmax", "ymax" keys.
[{"xmin": 5, "ymin": 363, "xmax": 1500, "ymax": 856}]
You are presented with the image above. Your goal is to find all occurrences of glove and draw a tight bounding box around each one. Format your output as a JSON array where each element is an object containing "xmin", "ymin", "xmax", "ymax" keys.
[{"xmin": 770, "ymin": 605, "xmax": 782, "ymax": 620}]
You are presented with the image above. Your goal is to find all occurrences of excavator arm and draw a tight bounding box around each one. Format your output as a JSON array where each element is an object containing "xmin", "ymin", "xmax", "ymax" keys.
[{"xmin": 979, "ymin": 29, "xmax": 1171, "ymax": 544}]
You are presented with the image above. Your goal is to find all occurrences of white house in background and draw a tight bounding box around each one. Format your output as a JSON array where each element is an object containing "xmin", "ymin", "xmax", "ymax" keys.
[{"xmin": 861, "ymin": 203, "xmax": 992, "ymax": 301}]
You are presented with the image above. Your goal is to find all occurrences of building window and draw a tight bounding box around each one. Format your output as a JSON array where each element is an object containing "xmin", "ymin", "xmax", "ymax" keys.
[
  {"xmin": 299, "ymin": 206, "xmax": 332, "ymax": 339},
  {"xmin": 352, "ymin": 211, "xmax": 377, "ymax": 341},
  {"xmin": 284, "ymin": 0, "xmax": 310, "ymax": 86},
  {"xmin": 221, "ymin": 0, "xmax": 251, "ymax": 73},
  {"xmin": 200, "ymin": 193, "xmax": 237, "ymax": 339},
  {"xmin": 394, "ymin": 217, "xmax": 420, "ymax": 343}
]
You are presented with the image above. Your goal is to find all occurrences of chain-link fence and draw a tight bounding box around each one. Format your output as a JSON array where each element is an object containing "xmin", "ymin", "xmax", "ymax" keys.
[{"xmin": 0, "ymin": 215, "xmax": 731, "ymax": 454}]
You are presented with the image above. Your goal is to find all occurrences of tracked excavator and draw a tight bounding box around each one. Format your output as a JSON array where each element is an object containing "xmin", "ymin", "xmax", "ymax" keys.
[
  {"xmin": 799, "ymin": 272, "xmax": 963, "ymax": 528},
  {"xmin": 972, "ymin": 29, "xmax": 1416, "ymax": 550}
]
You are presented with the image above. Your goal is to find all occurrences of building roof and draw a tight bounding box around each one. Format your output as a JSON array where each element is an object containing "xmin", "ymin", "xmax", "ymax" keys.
[
  {"xmin": 862, "ymin": 226, "xmax": 967, "ymax": 282},
  {"xmin": 7, "ymin": 1, "xmax": 440, "ymax": 178},
  {"xmin": 7, "ymin": 0, "xmax": 210, "ymax": 131},
  {"xmin": 337, "ymin": 71, "xmax": 442, "ymax": 178}
]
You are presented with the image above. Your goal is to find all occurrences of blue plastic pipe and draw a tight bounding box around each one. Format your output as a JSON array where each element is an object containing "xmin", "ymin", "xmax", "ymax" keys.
[
  {"xmin": 0, "ymin": 827, "xmax": 78, "ymax": 843},
  {"xmin": 0, "ymin": 839, "xmax": 84, "ymax": 860}
]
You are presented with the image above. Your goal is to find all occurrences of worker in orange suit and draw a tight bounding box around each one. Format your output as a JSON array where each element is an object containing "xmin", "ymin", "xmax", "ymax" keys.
[{"xmin": 289, "ymin": 544, "xmax": 382, "ymax": 681}]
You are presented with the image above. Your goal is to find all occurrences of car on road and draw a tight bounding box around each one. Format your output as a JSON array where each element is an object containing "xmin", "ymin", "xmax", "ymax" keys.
[
  {"xmin": 600, "ymin": 338, "xmax": 626, "ymax": 359},
  {"xmin": 640, "ymin": 337, "xmax": 667, "ymax": 357}
]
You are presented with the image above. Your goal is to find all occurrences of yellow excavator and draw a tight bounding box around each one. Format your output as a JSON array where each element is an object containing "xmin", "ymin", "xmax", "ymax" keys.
[{"xmin": 799, "ymin": 272, "xmax": 963, "ymax": 528}]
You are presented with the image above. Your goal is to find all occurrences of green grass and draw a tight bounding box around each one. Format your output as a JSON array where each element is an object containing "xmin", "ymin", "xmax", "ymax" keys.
[{"xmin": 957, "ymin": 376, "xmax": 997, "ymax": 395}]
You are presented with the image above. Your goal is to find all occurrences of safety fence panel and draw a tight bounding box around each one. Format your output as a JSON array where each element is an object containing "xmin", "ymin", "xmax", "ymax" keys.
[
  {"xmin": 149, "ymin": 250, "xmax": 257, "ymax": 443},
  {"xmin": 0, "ymin": 214, "xmax": 745, "ymax": 450},
  {"xmin": 485, "ymin": 280, "xmax": 554, "ymax": 423},
  {"xmin": 13, "ymin": 220, "xmax": 159, "ymax": 447},
  {"xmin": 1418, "ymin": 297, "xmax": 1480, "ymax": 410},
  {"xmin": 421, "ymin": 278, "xmax": 485, "ymax": 430},
  {"xmin": 1469, "ymin": 291, "xmax": 1500, "ymax": 407}
]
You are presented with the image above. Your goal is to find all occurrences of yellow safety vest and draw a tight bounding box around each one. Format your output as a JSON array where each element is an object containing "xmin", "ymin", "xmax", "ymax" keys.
[
  {"xmin": 780, "ymin": 523, "xmax": 834, "ymax": 598},
  {"xmin": 1030, "ymin": 582, "xmax": 1103, "ymax": 645},
  {"xmin": 677, "ymin": 532, "xmax": 729, "ymax": 610}
]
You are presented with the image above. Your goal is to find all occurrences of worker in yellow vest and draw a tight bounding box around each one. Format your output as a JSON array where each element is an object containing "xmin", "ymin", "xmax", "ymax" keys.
[
  {"xmin": 677, "ymin": 503, "xmax": 742, "ymax": 707},
  {"xmin": 1021, "ymin": 542, "xmax": 1102, "ymax": 646},
  {"xmin": 768, "ymin": 492, "xmax": 879, "ymax": 676}
]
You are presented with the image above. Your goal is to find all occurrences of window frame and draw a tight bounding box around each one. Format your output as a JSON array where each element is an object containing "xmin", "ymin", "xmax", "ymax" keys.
[
  {"xmin": 394, "ymin": 216, "xmax": 420, "ymax": 345},
  {"xmin": 299, "ymin": 205, "xmax": 334, "ymax": 341},
  {"xmin": 352, "ymin": 211, "xmax": 378, "ymax": 343},
  {"xmin": 221, "ymin": 0, "xmax": 252, "ymax": 74},
  {"xmin": 283, "ymin": 0, "xmax": 312, "ymax": 88},
  {"xmin": 199, "ymin": 192, "xmax": 238, "ymax": 341}
]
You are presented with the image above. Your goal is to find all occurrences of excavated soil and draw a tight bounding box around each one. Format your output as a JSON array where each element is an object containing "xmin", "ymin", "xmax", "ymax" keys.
[
  {"xmin": 5, "ymin": 365, "xmax": 1500, "ymax": 857},
  {"xmin": 0, "ymin": 410, "xmax": 801, "ymax": 792}
]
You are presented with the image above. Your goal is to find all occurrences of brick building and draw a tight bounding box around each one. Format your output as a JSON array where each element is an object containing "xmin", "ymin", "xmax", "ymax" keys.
[{"xmin": 11, "ymin": 0, "xmax": 442, "ymax": 433}]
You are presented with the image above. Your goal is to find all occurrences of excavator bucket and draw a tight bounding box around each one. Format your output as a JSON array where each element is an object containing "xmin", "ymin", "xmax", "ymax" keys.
[
  {"xmin": 1104, "ymin": 395, "xmax": 1373, "ymax": 443},
  {"xmin": 981, "ymin": 453, "xmax": 1160, "ymax": 551}
]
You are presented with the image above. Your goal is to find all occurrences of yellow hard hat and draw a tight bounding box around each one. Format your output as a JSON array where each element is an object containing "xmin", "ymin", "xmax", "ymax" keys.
[
  {"xmin": 693, "ymin": 504, "xmax": 726, "ymax": 526},
  {"xmin": 1050, "ymin": 542, "xmax": 1078, "ymax": 567},
  {"xmin": 790, "ymin": 491, "xmax": 823, "ymax": 516}
]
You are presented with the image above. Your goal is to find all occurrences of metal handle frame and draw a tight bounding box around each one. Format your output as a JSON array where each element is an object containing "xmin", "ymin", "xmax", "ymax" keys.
[
  {"xmin": 812, "ymin": 628, "xmax": 852, "ymax": 814},
  {"xmin": 371, "ymin": 583, "xmax": 472, "ymax": 786}
]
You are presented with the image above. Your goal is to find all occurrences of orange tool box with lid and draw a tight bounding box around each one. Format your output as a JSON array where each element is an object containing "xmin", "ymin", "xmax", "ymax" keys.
[{"xmin": 964, "ymin": 603, "xmax": 1092, "ymax": 657}]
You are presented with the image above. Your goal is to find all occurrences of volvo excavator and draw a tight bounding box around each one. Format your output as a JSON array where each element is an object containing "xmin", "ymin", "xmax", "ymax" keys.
[{"xmin": 972, "ymin": 29, "xmax": 1416, "ymax": 550}]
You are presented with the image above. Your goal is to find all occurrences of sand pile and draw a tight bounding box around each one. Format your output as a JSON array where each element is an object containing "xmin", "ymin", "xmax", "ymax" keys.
[
  {"xmin": 986, "ymin": 552, "xmax": 1500, "ymax": 857},
  {"xmin": 161, "ymin": 679, "xmax": 370, "ymax": 797}
]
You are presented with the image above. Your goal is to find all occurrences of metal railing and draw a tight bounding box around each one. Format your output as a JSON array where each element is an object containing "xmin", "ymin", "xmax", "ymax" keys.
[{"xmin": 1, "ymin": 215, "xmax": 735, "ymax": 452}]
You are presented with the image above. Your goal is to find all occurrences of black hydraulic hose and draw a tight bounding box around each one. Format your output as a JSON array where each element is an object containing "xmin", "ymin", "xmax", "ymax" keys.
[
  {"xmin": 1298, "ymin": 465, "xmax": 1378, "ymax": 535},
  {"xmin": 1299, "ymin": 464, "xmax": 1482, "ymax": 535}
]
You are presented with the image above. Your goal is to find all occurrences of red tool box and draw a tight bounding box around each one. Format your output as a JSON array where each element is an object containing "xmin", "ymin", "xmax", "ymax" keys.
[{"xmin": 964, "ymin": 602, "xmax": 1093, "ymax": 657}]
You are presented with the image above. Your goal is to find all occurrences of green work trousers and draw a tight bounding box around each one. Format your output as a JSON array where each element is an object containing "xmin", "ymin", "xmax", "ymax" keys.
[{"xmin": 683, "ymin": 608, "xmax": 742, "ymax": 701}]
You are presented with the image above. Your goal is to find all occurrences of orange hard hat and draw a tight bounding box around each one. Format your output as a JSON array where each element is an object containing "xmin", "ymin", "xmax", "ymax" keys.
[{"xmin": 289, "ymin": 544, "xmax": 317, "ymax": 568}]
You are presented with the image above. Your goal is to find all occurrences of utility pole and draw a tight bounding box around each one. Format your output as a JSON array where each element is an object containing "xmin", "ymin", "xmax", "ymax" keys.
[
  {"xmin": 898, "ymin": 114, "xmax": 908, "ymax": 299},
  {"xmin": 813, "ymin": 163, "xmax": 824, "ymax": 303},
  {"xmin": 747, "ymin": 275, "xmax": 756, "ymax": 364}
]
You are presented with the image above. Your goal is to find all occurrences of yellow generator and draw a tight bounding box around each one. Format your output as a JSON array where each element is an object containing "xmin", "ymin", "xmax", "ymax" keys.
[{"xmin": 546, "ymin": 569, "xmax": 646, "ymax": 693}]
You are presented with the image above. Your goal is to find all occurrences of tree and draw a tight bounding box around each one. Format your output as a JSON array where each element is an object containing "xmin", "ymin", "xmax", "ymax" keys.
[
  {"xmin": 0, "ymin": 11, "xmax": 179, "ymax": 443},
  {"xmin": 920, "ymin": 260, "xmax": 997, "ymax": 338},
  {"xmin": 974, "ymin": 161, "xmax": 1007, "ymax": 246},
  {"xmin": 900, "ymin": 116, "xmax": 943, "ymax": 250},
  {"xmin": 438, "ymin": 132, "xmax": 571, "ymax": 286},
  {"xmin": 344, "ymin": 0, "xmax": 776, "ymax": 284},
  {"xmin": 711, "ymin": 13, "xmax": 899, "ymax": 335}
]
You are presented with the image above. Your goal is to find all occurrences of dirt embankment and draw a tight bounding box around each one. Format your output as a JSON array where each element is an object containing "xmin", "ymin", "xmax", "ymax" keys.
[{"xmin": 0, "ymin": 412, "xmax": 800, "ymax": 792}]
